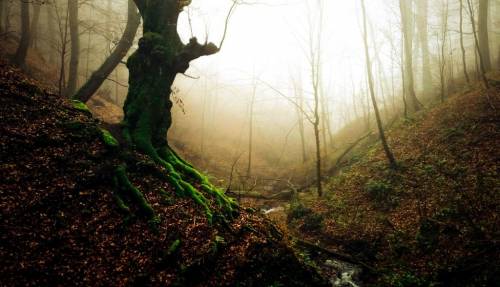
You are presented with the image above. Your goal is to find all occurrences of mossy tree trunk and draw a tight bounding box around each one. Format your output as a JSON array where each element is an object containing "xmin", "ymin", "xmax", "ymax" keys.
[
  {"xmin": 120, "ymin": 0, "xmax": 235, "ymax": 222},
  {"xmin": 124, "ymin": 0, "xmax": 219, "ymax": 164}
]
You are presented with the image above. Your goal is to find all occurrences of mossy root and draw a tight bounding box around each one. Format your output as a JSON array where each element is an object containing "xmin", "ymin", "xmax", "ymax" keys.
[{"xmin": 114, "ymin": 165, "xmax": 155, "ymax": 220}]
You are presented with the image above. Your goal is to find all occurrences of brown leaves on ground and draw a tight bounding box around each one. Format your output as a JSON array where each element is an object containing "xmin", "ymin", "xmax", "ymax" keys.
[
  {"xmin": 291, "ymin": 85, "xmax": 500, "ymax": 286},
  {"xmin": 0, "ymin": 60, "xmax": 328, "ymax": 286}
]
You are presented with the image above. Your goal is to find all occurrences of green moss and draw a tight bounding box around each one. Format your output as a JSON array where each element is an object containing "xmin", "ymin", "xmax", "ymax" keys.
[
  {"xmin": 114, "ymin": 165, "xmax": 155, "ymax": 219},
  {"xmin": 158, "ymin": 147, "xmax": 238, "ymax": 218},
  {"xmin": 62, "ymin": 121, "xmax": 86, "ymax": 131},
  {"xmin": 114, "ymin": 193, "xmax": 130, "ymax": 214},
  {"xmin": 122, "ymin": 19, "xmax": 237, "ymax": 224},
  {"xmin": 71, "ymin": 99, "xmax": 91, "ymax": 114},
  {"xmin": 168, "ymin": 239, "xmax": 181, "ymax": 255},
  {"xmin": 211, "ymin": 235, "xmax": 225, "ymax": 254},
  {"xmin": 100, "ymin": 128, "xmax": 119, "ymax": 148}
]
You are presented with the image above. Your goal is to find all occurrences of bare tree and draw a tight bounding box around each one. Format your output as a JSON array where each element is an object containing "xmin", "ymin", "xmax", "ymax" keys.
[
  {"xmin": 0, "ymin": 0, "xmax": 4, "ymax": 33},
  {"xmin": 478, "ymin": 0, "xmax": 492, "ymax": 71},
  {"xmin": 306, "ymin": 0, "xmax": 325, "ymax": 197},
  {"xmin": 2, "ymin": 0, "xmax": 10, "ymax": 34},
  {"xmin": 360, "ymin": 0, "xmax": 397, "ymax": 168},
  {"xmin": 399, "ymin": 0, "xmax": 422, "ymax": 112},
  {"xmin": 246, "ymin": 78, "xmax": 257, "ymax": 178},
  {"xmin": 74, "ymin": 0, "xmax": 140, "ymax": 102},
  {"xmin": 65, "ymin": 0, "xmax": 80, "ymax": 97},
  {"xmin": 13, "ymin": 1, "xmax": 30, "ymax": 68},
  {"xmin": 29, "ymin": 2, "xmax": 42, "ymax": 48},
  {"xmin": 46, "ymin": 2, "xmax": 57, "ymax": 64},
  {"xmin": 416, "ymin": 0, "xmax": 433, "ymax": 95},
  {"xmin": 54, "ymin": 0, "xmax": 70, "ymax": 96},
  {"xmin": 467, "ymin": 0, "xmax": 490, "ymax": 88},
  {"xmin": 437, "ymin": 0, "xmax": 449, "ymax": 103},
  {"xmin": 459, "ymin": 0, "xmax": 471, "ymax": 84},
  {"xmin": 292, "ymin": 76, "xmax": 307, "ymax": 163}
]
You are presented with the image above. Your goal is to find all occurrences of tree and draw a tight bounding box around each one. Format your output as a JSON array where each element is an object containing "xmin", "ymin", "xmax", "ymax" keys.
[
  {"xmin": 1, "ymin": 0, "xmax": 10, "ymax": 34},
  {"xmin": 74, "ymin": 0, "xmax": 141, "ymax": 102},
  {"xmin": 478, "ymin": 0, "xmax": 492, "ymax": 71},
  {"xmin": 29, "ymin": 1, "xmax": 42, "ymax": 48},
  {"xmin": 121, "ymin": 0, "xmax": 237, "ymax": 220},
  {"xmin": 306, "ymin": 0, "xmax": 325, "ymax": 197},
  {"xmin": 0, "ymin": 0, "xmax": 4, "ymax": 33},
  {"xmin": 46, "ymin": 2, "xmax": 57, "ymax": 64},
  {"xmin": 437, "ymin": 0, "xmax": 449, "ymax": 103},
  {"xmin": 53, "ymin": 0, "xmax": 70, "ymax": 96},
  {"xmin": 292, "ymin": 76, "xmax": 307, "ymax": 163},
  {"xmin": 467, "ymin": 0, "xmax": 490, "ymax": 88},
  {"xmin": 246, "ymin": 78, "xmax": 257, "ymax": 178},
  {"xmin": 360, "ymin": 0, "xmax": 397, "ymax": 168},
  {"xmin": 13, "ymin": 0, "xmax": 30, "ymax": 68},
  {"xmin": 416, "ymin": 0, "xmax": 433, "ymax": 95},
  {"xmin": 399, "ymin": 0, "xmax": 422, "ymax": 112},
  {"xmin": 66, "ymin": 0, "xmax": 80, "ymax": 97},
  {"xmin": 459, "ymin": 0, "xmax": 471, "ymax": 84}
]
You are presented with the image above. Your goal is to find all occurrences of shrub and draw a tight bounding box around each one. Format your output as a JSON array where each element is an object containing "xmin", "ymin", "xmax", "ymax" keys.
[
  {"xmin": 364, "ymin": 179, "xmax": 392, "ymax": 201},
  {"xmin": 287, "ymin": 202, "xmax": 312, "ymax": 222},
  {"xmin": 301, "ymin": 212, "xmax": 324, "ymax": 232},
  {"xmin": 364, "ymin": 179, "xmax": 399, "ymax": 209}
]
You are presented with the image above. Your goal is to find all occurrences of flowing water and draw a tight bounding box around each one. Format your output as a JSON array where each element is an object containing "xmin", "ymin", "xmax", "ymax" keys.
[{"xmin": 261, "ymin": 205, "xmax": 363, "ymax": 286}]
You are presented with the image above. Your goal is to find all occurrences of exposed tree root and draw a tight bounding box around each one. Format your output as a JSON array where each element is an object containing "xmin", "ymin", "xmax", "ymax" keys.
[
  {"xmin": 113, "ymin": 165, "xmax": 159, "ymax": 226},
  {"xmin": 111, "ymin": 127, "xmax": 237, "ymax": 224}
]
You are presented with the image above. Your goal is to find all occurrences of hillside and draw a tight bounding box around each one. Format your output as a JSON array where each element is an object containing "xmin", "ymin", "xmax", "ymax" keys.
[
  {"xmin": 287, "ymin": 85, "xmax": 500, "ymax": 286},
  {"xmin": 0, "ymin": 61, "xmax": 329, "ymax": 286}
]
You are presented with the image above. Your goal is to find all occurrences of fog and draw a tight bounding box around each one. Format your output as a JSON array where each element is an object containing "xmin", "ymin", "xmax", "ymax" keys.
[{"xmin": 2, "ymin": 0, "xmax": 499, "ymax": 184}]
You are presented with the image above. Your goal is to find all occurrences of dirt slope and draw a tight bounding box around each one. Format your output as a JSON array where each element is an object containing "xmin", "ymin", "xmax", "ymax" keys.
[
  {"xmin": 0, "ymin": 60, "xmax": 327, "ymax": 287},
  {"xmin": 289, "ymin": 86, "xmax": 500, "ymax": 286}
]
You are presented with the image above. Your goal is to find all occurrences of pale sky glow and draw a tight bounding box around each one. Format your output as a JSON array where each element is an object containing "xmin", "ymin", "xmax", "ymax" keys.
[{"xmin": 173, "ymin": 0, "xmax": 399, "ymax": 134}]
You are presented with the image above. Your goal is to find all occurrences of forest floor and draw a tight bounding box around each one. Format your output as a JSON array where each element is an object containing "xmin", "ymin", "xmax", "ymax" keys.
[
  {"xmin": 0, "ymin": 59, "xmax": 334, "ymax": 286},
  {"xmin": 286, "ymin": 83, "xmax": 500, "ymax": 286}
]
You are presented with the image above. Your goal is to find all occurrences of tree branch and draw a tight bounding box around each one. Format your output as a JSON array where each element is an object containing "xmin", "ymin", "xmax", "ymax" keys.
[{"xmin": 174, "ymin": 37, "xmax": 219, "ymax": 73}]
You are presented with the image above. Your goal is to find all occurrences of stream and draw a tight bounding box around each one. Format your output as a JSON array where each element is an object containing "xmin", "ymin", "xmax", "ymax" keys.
[{"xmin": 261, "ymin": 205, "xmax": 363, "ymax": 287}]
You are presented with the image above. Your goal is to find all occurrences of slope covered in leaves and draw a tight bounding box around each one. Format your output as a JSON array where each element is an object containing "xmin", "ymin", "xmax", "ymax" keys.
[
  {"xmin": 0, "ymin": 61, "xmax": 328, "ymax": 286},
  {"xmin": 288, "ymin": 86, "xmax": 500, "ymax": 286}
]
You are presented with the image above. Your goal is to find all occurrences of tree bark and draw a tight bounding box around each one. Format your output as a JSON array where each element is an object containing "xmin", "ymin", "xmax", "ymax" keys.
[
  {"xmin": 46, "ymin": 3, "xmax": 56, "ymax": 64},
  {"xmin": 399, "ymin": 0, "xmax": 421, "ymax": 112},
  {"xmin": 361, "ymin": 0, "xmax": 397, "ymax": 169},
  {"xmin": 120, "ymin": 0, "xmax": 237, "ymax": 221},
  {"xmin": 478, "ymin": 0, "xmax": 492, "ymax": 71},
  {"xmin": 438, "ymin": 0, "xmax": 449, "ymax": 103},
  {"xmin": 293, "ymin": 80, "xmax": 307, "ymax": 163},
  {"xmin": 246, "ymin": 79, "xmax": 256, "ymax": 178},
  {"xmin": 74, "ymin": 0, "xmax": 141, "ymax": 102},
  {"xmin": 29, "ymin": 2, "xmax": 41, "ymax": 48},
  {"xmin": 0, "ymin": 0, "xmax": 4, "ymax": 33},
  {"xmin": 467, "ymin": 0, "xmax": 490, "ymax": 88},
  {"xmin": 459, "ymin": 0, "xmax": 471, "ymax": 84},
  {"xmin": 416, "ymin": 0, "xmax": 433, "ymax": 95},
  {"xmin": 1, "ymin": 0, "xmax": 10, "ymax": 34},
  {"xmin": 123, "ymin": 0, "xmax": 219, "ymax": 164},
  {"xmin": 65, "ymin": 0, "xmax": 80, "ymax": 97},
  {"xmin": 13, "ymin": 1, "xmax": 30, "ymax": 68}
]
